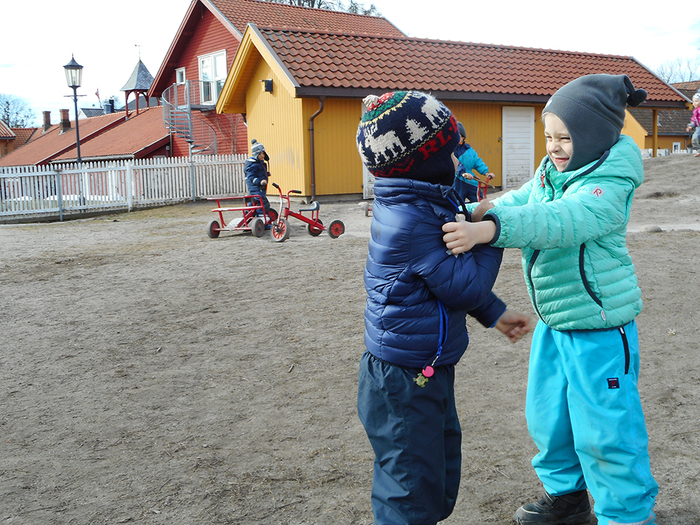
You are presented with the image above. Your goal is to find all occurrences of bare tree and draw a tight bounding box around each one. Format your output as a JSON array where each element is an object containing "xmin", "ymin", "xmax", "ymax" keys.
[
  {"xmin": 264, "ymin": 0, "xmax": 380, "ymax": 15},
  {"xmin": 655, "ymin": 57, "xmax": 700, "ymax": 84},
  {"xmin": 0, "ymin": 94, "xmax": 36, "ymax": 128}
]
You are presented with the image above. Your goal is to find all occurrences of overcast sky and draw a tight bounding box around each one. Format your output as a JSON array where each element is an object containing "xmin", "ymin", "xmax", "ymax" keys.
[{"xmin": 2, "ymin": 0, "xmax": 699, "ymax": 126}]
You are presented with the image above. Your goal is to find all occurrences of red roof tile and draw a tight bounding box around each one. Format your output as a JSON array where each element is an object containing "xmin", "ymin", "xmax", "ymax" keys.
[
  {"xmin": 259, "ymin": 29, "xmax": 688, "ymax": 108},
  {"xmin": 53, "ymin": 107, "xmax": 168, "ymax": 162},
  {"xmin": 150, "ymin": 0, "xmax": 403, "ymax": 97},
  {"xmin": 0, "ymin": 112, "xmax": 131, "ymax": 167},
  {"xmin": 211, "ymin": 0, "xmax": 404, "ymax": 37},
  {"xmin": 0, "ymin": 121, "xmax": 14, "ymax": 139},
  {"xmin": 11, "ymin": 128, "xmax": 39, "ymax": 147}
]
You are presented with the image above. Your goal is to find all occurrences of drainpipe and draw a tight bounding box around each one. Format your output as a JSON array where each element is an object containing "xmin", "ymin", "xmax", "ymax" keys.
[{"xmin": 308, "ymin": 97, "xmax": 325, "ymax": 201}]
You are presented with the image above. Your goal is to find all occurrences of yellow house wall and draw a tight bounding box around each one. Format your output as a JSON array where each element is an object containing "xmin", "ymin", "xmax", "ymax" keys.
[
  {"xmin": 305, "ymin": 97, "xmax": 363, "ymax": 196},
  {"xmin": 446, "ymin": 102, "xmax": 503, "ymax": 184},
  {"xmin": 643, "ymin": 135, "xmax": 690, "ymax": 151},
  {"xmin": 244, "ymin": 88, "xmax": 651, "ymax": 197},
  {"xmin": 244, "ymin": 59, "xmax": 308, "ymax": 193},
  {"xmin": 446, "ymin": 102, "xmax": 549, "ymax": 185},
  {"xmin": 621, "ymin": 113, "xmax": 647, "ymax": 150}
]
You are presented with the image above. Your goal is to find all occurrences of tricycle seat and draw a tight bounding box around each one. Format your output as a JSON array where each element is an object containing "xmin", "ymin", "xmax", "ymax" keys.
[{"xmin": 298, "ymin": 201, "xmax": 320, "ymax": 213}]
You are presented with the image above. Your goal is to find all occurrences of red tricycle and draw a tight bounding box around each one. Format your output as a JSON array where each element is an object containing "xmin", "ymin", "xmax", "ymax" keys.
[
  {"xmin": 206, "ymin": 194, "xmax": 278, "ymax": 239},
  {"xmin": 270, "ymin": 182, "xmax": 345, "ymax": 242}
]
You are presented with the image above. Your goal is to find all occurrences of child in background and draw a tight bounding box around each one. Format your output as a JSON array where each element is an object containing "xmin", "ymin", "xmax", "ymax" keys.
[
  {"xmin": 442, "ymin": 74, "xmax": 658, "ymax": 525},
  {"xmin": 244, "ymin": 139, "xmax": 271, "ymax": 215},
  {"xmin": 356, "ymin": 91, "xmax": 530, "ymax": 525},
  {"xmin": 686, "ymin": 93, "xmax": 700, "ymax": 157},
  {"xmin": 452, "ymin": 121, "xmax": 495, "ymax": 203}
]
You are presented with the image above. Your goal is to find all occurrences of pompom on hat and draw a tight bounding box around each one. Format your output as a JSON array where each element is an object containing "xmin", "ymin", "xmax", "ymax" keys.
[
  {"xmin": 356, "ymin": 91, "xmax": 460, "ymax": 185},
  {"xmin": 542, "ymin": 74, "xmax": 647, "ymax": 171}
]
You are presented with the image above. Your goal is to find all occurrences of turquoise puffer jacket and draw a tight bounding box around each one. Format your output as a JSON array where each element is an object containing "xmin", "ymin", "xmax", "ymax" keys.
[{"xmin": 480, "ymin": 135, "xmax": 643, "ymax": 331}]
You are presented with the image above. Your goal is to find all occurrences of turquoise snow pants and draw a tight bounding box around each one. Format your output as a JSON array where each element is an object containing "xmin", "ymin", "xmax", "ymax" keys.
[{"xmin": 527, "ymin": 320, "xmax": 659, "ymax": 525}]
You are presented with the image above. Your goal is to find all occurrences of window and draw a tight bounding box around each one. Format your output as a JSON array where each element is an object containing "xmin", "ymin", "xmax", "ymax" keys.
[
  {"xmin": 176, "ymin": 68, "xmax": 186, "ymax": 85},
  {"xmin": 673, "ymin": 142, "xmax": 681, "ymax": 153},
  {"xmin": 198, "ymin": 51, "xmax": 227, "ymax": 104}
]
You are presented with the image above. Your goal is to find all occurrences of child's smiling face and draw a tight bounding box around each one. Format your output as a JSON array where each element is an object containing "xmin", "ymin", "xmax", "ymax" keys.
[{"xmin": 544, "ymin": 113, "xmax": 573, "ymax": 172}]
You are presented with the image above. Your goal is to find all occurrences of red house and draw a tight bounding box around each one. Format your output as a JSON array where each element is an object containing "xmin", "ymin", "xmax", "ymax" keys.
[{"xmin": 147, "ymin": 0, "xmax": 404, "ymax": 157}]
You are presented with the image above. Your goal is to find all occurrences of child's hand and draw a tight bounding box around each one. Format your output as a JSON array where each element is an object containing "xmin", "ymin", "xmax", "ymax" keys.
[
  {"xmin": 495, "ymin": 310, "xmax": 531, "ymax": 343},
  {"xmin": 442, "ymin": 220, "xmax": 496, "ymax": 254},
  {"xmin": 470, "ymin": 198, "xmax": 494, "ymax": 222}
]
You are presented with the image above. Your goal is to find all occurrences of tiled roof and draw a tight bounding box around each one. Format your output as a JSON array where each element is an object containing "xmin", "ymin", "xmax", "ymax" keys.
[
  {"xmin": 53, "ymin": 107, "xmax": 168, "ymax": 162},
  {"xmin": 150, "ymin": 0, "xmax": 403, "ymax": 96},
  {"xmin": 210, "ymin": 0, "xmax": 404, "ymax": 37},
  {"xmin": 258, "ymin": 28, "xmax": 688, "ymax": 107},
  {"xmin": 11, "ymin": 128, "xmax": 38, "ymax": 147},
  {"xmin": 0, "ymin": 113, "xmax": 129, "ymax": 167},
  {"xmin": 671, "ymin": 81, "xmax": 700, "ymax": 100},
  {"xmin": 0, "ymin": 120, "xmax": 15, "ymax": 139},
  {"xmin": 628, "ymin": 107, "xmax": 692, "ymax": 136}
]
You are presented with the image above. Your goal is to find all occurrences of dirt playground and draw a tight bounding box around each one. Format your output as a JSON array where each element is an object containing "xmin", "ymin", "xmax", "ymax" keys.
[{"xmin": 1, "ymin": 154, "xmax": 699, "ymax": 524}]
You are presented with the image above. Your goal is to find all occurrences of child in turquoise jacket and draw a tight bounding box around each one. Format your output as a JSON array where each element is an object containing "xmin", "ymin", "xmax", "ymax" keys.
[{"xmin": 442, "ymin": 74, "xmax": 658, "ymax": 525}]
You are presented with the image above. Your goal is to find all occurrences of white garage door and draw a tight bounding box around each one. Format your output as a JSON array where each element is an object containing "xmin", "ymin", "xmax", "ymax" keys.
[{"xmin": 502, "ymin": 107, "xmax": 535, "ymax": 190}]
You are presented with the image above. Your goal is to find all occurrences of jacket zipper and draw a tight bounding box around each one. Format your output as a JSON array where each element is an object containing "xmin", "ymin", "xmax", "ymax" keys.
[
  {"xmin": 526, "ymin": 250, "xmax": 543, "ymax": 321},
  {"xmin": 579, "ymin": 244, "xmax": 603, "ymax": 307}
]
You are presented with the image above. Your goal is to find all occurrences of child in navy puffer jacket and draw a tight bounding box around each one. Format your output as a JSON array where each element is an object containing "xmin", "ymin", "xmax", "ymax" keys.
[{"xmin": 356, "ymin": 91, "xmax": 531, "ymax": 525}]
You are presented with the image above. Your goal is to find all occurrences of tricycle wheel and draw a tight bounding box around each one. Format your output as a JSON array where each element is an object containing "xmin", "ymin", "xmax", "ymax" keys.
[
  {"xmin": 207, "ymin": 220, "xmax": 220, "ymax": 238},
  {"xmin": 328, "ymin": 220, "xmax": 345, "ymax": 239},
  {"xmin": 267, "ymin": 208, "xmax": 278, "ymax": 222},
  {"xmin": 250, "ymin": 217, "xmax": 265, "ymax": 237},
  {"xmin": 306, "ymin": 218, "xmax": 323, "ymax": 236},
  {"xmin": 272, "ymin": 218, "xmax": 290, "ymax": 242}
]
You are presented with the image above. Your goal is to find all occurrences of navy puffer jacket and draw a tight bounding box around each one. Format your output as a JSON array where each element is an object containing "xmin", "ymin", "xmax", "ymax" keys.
[{"xmin": 364, "ymin": 178, "xmax": 506, "ymax": 369}]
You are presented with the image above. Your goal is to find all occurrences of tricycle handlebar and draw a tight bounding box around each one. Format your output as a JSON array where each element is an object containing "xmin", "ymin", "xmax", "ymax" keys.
[{"xmin": 291, "ymin": 190, "xmax": 302, "ymax": 194}]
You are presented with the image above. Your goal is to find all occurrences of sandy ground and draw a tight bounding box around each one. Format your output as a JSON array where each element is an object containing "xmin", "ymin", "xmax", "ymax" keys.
[{"xmin": 1, "ymin": 154, "xmax": 699, "ymax": 525}]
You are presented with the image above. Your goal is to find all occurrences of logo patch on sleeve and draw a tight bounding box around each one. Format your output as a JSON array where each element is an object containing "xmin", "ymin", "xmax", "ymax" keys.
[
  {"xmin": 607, "ymin": 378, "xmax": 620, "ymax": 389},
  {"xmin": 592, "ymin": 187, "xmax": 605, "ymax": 197}
]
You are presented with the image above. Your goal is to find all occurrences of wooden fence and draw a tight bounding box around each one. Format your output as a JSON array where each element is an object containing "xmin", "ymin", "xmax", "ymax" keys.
[{"xmin": 0, "ymin": 154, "xmax": 248, "ymax": 221}]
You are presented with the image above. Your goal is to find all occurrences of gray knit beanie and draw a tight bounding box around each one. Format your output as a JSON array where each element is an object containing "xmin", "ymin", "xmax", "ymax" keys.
[{"xmin": 543, "ymin": 74, "xmax": 647, "ymax": 171}]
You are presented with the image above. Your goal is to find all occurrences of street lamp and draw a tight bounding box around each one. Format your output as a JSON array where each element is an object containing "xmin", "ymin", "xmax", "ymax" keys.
[{"xmin": 63, "ymin": 54, "xmax": 83, "ymax": 164}]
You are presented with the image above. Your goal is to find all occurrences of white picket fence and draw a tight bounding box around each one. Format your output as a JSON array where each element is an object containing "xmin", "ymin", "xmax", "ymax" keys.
[{"xmin": 0, "ymin": 154, "xmax": 248, "ymax": 221}]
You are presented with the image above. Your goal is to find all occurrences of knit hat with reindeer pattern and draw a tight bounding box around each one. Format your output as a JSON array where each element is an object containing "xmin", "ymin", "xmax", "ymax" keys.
[{"xmin": 356, "ymin": 91, "xmax": 459, "ymax": 186}]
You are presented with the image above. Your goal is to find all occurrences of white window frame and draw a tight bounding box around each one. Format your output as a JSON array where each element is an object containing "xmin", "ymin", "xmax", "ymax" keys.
[
  {"xmin": 175, "ymin": 67, "xmax": 186, "ymax": 85},
  {"xmin": 198, "ymin": 50, "xmax": 227, "ymax": 104},
  {"xmin": 673, "ymin": 142, "xmax": 681, "ymax": 153}
]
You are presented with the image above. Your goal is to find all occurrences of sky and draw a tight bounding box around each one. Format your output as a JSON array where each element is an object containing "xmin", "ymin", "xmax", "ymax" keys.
[{"xmin": 2, "ymin": 0, "xmax": 699, "ymax": 127}]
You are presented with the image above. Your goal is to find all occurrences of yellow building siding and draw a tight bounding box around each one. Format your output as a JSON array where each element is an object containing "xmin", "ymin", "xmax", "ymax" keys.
[
  {"xmin": 306, "ymin": 98, "xmax": 363, "ymax": 196},
  {"xmin": 244, "ymin": 60, "xmax": 308, "ymax": 194},
  {"xmin": 643, "ymin": 135, "xmax": 690, "ymax": 151},
  {"xmin": 446, "ymin": 102, "xmax": 548, "ymax": 186}
]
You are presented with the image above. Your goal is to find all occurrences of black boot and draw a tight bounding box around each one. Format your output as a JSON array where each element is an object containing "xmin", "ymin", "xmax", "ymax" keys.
[{"xmin": 514, "ymin": 490, "xmax": 591, "ymax": 524}]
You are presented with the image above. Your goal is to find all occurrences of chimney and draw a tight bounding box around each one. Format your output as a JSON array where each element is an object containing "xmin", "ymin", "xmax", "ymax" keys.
[
  {"xmin": 59, "ymin": 109, "xmax": 71, "ymax": 134},
  {"xmin": 42, "ymin": 111, "xmax": 52, "ymax": 132},
  {"xmin": 103, "ymin": 100, "xmax": 114, "ymax": 114}
]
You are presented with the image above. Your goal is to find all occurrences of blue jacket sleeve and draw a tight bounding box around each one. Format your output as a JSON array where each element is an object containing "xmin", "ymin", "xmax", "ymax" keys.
[{"xmin": 409, "ymin": 215, "xmax": 505, "ymax": 319}]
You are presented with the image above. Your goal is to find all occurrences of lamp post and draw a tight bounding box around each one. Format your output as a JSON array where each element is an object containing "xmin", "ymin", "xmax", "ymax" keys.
[
  {"xmin": 64, "ymin": 55, "xmax": 85, "ymax": 207},
  {"xmin": 63, "ymin": 55, "xmax": 83, "ymax": 164}
]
